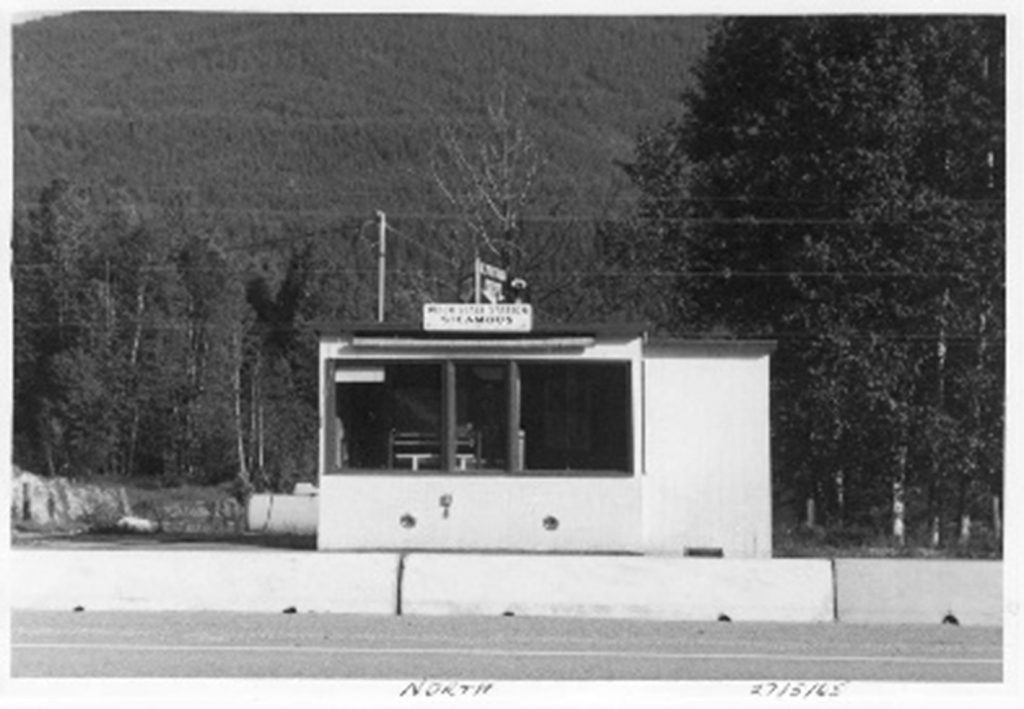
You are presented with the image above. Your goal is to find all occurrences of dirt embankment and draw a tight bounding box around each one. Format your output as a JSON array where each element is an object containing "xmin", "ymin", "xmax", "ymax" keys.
[
  {"xmin": 11, "ymin": 467, "xmax": 131, "ymax": 531},
  {"xmin": 10, "ymin": 467, "xmax": 244, "ymax": 535}
]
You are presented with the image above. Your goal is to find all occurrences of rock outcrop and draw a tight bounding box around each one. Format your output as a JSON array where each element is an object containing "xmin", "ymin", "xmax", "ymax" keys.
[
  {"xmin": 11, "ymin": 467, "xmax": 247, "ymax": 535},
  {"xmin": 11, "ymin": 467, "xmax": 132, "ymax": 531}
]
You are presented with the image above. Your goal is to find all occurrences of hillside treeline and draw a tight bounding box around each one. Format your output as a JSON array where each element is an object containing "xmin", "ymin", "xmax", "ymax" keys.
[{"xmin": 11, "ymin": 14, "xmax": 1005, "ymax": 552}]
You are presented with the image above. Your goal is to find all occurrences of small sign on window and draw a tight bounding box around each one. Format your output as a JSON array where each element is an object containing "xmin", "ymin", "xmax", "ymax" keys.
[{"xmin": 334, "ymin": 366, "xmax": 386, "ymax": 383}]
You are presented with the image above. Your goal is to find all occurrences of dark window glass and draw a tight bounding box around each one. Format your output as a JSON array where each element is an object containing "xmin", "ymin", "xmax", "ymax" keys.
[
  {"xmin": 455, "ymin": 364, "xmax": 509, "ymax": 470},
  {"xmin": 335, "ymin": 363, "xmax": 442, "ymax": 471},
  {"xmin": 519, "ymin": 363, "xmax": 630, "ymax": 473},
  {"xmin": 330, "ymin": 360, "xmax": 631, "ymax": 476}
]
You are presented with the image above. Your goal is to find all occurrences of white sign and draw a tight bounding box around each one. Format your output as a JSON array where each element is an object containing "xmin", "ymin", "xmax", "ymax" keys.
[
  {"xmin": 334, "ymin": 366, "xmax": 385, "ymax": 383},
  {"xmin": 478, "ymin": 261, "xmax": 506, "ymax": 281},
  {"xmin": 476, "ymin": 259, "xmax": 507, "ymax": 304},
  {"xmin": 423, "ymin": 303, "xmax": 533, "ymax": 332},
  {"xmin": 481, "ymin": 278, "xmax": 505, "ymax": 304}
]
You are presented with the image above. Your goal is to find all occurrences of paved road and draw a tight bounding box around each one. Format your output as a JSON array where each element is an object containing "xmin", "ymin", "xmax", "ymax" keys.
[{"xmin": 11, "ymin": 610, "xmax": 1002, "ymax": 683}]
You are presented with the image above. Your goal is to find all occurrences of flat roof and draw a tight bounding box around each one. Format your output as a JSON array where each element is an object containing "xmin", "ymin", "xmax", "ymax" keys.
[
  {"xmin": 313, "ymin": 322, "xmax": 776, "ymax": 354},
  {"xmin": 312, "ymin": 321, "xmax": 649, "ymax": 340},
  {"xmin": 645, "ymin": 338, "xmax": 777, "ymax": 356}
]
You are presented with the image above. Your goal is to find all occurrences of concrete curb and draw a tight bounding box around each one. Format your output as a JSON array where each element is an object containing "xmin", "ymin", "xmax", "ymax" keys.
[
  {"xmin": 834, "ymin": 558, "xmax": 1003, "ymax": 626},
  {"xmin": 10, "ymin": 549, "xmax": 399, "ymax": 614},
  {"xmin": 401, "ymin": 554, "xmax": 836, "ymax": 622}
]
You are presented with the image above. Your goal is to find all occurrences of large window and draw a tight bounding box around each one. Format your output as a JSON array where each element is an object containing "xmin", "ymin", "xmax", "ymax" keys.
[
  {"xmin": 455, "ymin": 364, "xmax": 509, "ymax": 471},
  {"xmin": 331, "ymin": 360, "xmax": 631, "ymax": 476},
  {"xmin": 335, "ymin": 364, "xmax": 443, "ymax": 471},
  {"xmin": 519, "ymin": 363, "xmax": 630, "ymax": 472}
]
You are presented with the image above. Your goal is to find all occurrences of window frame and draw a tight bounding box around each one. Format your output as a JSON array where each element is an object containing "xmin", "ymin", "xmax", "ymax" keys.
[{"xmin": 326, "ymin": 357, "xmax": 634, "ymax": 478}]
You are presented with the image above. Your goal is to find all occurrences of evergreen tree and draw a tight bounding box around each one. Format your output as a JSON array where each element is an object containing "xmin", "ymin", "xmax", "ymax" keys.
[{"xmin": 624, "ymin": 16, "xmax": 1004, "ymax": 546}]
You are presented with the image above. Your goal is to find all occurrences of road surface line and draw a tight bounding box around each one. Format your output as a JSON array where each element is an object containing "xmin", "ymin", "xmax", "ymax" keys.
[{"xmin": 12, "ymin": 643, "xmax": 1002, "ymax": 666}]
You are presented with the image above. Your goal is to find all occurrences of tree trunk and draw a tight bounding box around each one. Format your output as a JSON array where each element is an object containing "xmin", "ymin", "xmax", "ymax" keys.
[
  {"xmin": 44, "ymin": 430, "xmax": 56, "ymax": 478},
  {"xmin": 959, "ymin": 513, "xmax": 972, "ymax": 547},
  {"xmin": 834, "ymin": 468, "xmax": 845, "ymax": 526},
  {"xmin": 893, "ymin": 444, "xmax": 907, "ymax": 547},
  {"xmin": 130, "ymin": 285, "xmax": 146, "ymax": 367},
  {"xmin": 127, "ymin": 408, "xmax": 141, "ymax": 478},
  {"xmin": 929, "ymin": 301, "xmax": 947, "ymax": 549},
  {"xmin": 250, "ymin": 351, "xmax": 261, "ymax": 485},
  {"xmin": 233, "ymin": 332, "xmax": 250, "ymax": 491},
  {"xmin": 993, "ymin": 496, "xmax": 1001, "ymax": 541},
  {"xmin": 126, "ymin": 284, "xmax": 146, "ymax": 477},
  {"xmin": 258, "ymin": 402, "xmax": 265, "ymax": 481}
]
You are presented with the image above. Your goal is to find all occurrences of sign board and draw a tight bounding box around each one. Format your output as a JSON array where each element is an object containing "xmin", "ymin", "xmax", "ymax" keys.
[
  {"xmin": 476, "ymin": 259, "xmax": 507, "ymax": 304},
  {"xmin": 478, "ymin": 261, "xmax": 506, "ymax": 282},
  {"xmin": 481, "ymin": 279, "xmax": 504, "ymax": 304},
  {"xmin": 334, "ymin": 366, "xmax": 386, "ymax": 383},
  {"xmin": 423, "ymin": 303, "xmax": 533, "ymax": 332}
]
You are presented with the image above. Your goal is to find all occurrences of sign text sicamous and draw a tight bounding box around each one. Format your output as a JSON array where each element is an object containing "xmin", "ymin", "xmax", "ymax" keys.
[{"xmin": 423, "ymin": 303, "xmax": 533, "ymax": 332}]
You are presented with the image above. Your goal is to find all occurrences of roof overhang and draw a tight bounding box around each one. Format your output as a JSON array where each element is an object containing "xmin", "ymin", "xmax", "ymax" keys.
[
  {"xmin": 644, "ymin": 338, "xmax": 777, "ymax": 358},
  {"xmin": 313, "ymin": 321, "xmax": 649, "ymax": 342},
  {"xmin": 313, "ymin": 323, "xmax": 775, "ymax": 357},
  {"xmin": 350, "ymin": 336, "xmax": 597, "ymax": 351}
]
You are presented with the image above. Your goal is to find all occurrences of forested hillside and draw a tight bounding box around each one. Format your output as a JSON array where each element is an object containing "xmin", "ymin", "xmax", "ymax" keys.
[{"xmin": 13, "ymin": 13, "xmax": 708, "ymax": 221}]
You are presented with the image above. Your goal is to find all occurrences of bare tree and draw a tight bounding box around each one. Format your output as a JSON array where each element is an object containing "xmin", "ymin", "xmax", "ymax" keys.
[{"xmin": 429, "ymin": 78, "xmax": 543, "ymax": 274}]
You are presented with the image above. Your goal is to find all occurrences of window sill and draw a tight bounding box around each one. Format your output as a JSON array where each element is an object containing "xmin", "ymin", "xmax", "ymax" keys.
[{"xmin": 324, "ymin": 468, "xmax": 634, "ymax": 479}]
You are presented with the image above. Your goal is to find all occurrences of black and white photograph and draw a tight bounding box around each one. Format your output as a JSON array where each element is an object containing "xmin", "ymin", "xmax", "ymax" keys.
[{"xmin": 2, "ymin": 1, "xmax": 1019, "ymax": 707}]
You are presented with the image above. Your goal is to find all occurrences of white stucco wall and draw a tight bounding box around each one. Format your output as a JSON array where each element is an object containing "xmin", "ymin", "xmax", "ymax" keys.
[
  {"xmin": 315, "ymin": 332, "xmax": 772, "ymax": 557},
  {"xmin": 318, "ymin": 476, "xmax": 642, "ymax": 551},
  {"xmin": 641, "ymin": 346, "xmax": 772, "ymax": 557}
]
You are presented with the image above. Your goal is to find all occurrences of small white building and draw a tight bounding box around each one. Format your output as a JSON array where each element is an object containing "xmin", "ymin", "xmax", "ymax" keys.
[{"xmin": 316, "ymin": 305, "xmax": 773, "ymax": 557}]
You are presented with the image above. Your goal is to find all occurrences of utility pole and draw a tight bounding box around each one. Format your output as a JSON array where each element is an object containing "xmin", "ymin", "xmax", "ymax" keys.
[
  {"xmin": 376, "ymin": 210, "xmax": 386, "ymax": 322},
  {"xmin": 473, "ymin": 254, "xmax": 482, "ymax": 304}
]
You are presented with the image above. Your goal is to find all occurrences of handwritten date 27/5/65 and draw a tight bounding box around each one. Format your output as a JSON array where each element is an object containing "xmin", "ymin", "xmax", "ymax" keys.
[{"xmin": 750, "ymin": 681, "xmax": 848, "ymax": 699}]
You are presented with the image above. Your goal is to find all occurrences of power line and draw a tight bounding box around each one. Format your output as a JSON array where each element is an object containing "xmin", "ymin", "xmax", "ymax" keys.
[
  {"xmin": 12, "ymin": 319, "xmax": 1004, "ymax": 343},
  {"xmin": 384, "ymin": 222, "xmax": 459, "ymax": 267},
  {"xmin": 10, "ymin": 262, "xmax": 1003, "ymax": 279},
  {"xmin": 11, "ymin": 202, "xmax": 1006, "ymax": 232}
]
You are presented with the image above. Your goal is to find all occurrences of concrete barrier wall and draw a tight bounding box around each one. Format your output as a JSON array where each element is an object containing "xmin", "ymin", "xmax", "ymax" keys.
[
  {"xmin": 402, "ymin": 554, "xmax": 835, "ymax": 622},
  {"xmin": 10, "ymin": 550, "xmax": 398, "ymax": 614},
  {"xmin": 247, "ymin": 494, "xmax": 318, "ymax": 535},
  {"xmin": 835, "ymin": 559, "xmax": 1003, "ymax": 626},
  {"xmin": 10, "ymin": 549, "xmax": 1003, "ymax": 626}
]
